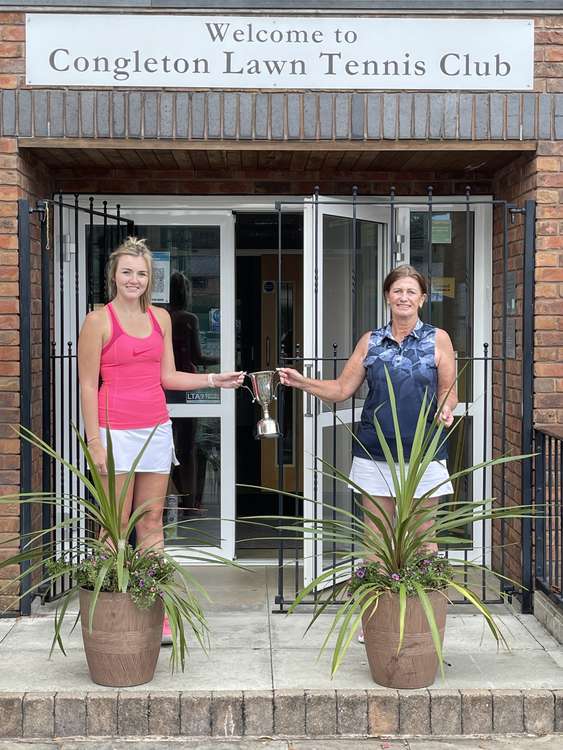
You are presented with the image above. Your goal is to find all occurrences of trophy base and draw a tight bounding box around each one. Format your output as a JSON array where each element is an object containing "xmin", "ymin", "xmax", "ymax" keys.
[{"xmin": 254, "ymin": 418, "xmax": 281, "ymax": 439}]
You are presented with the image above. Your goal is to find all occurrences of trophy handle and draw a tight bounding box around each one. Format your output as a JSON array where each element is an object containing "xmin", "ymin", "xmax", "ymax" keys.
[
  {"xmin": 272, "ymin": 369, "xmax": 282, "ymax": 400},
  {"xmin": 240, "ymin": 383, "xmax": 256, "ymax": 402},
  {"xmin": 241, "ymin": 374, "xmax": 257, "ymax": 402}
]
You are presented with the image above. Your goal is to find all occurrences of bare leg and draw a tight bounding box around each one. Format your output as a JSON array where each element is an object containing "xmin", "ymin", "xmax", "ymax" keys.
[
  {"xmin": 361, "ymin": 494, "xmax": 395, "ymax": 564},
  {"xmin": 416, "ymin": 497, "xmax": 438, "ymax": 554},
  {"xmin": 99, "ymin": 473, "xmax": 135, "ymax": 541},
  {"xmin": 132, "ymin": 472, "xmax": 170, "ymax": 552}
]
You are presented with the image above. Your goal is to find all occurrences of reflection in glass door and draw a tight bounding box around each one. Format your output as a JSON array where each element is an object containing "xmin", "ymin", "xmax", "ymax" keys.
[
  {"xmin": 399, "ymin": 203, "xmax": 492, "ymax": 561},
  {"xmin": 302, "ymin": 198, "xmax": 390, "ymax": 586}
]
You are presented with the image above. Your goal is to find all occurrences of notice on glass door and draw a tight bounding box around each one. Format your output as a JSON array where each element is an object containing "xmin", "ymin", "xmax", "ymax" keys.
[{"xmin": 152, "ymin": 251, "xmax": 170, "ymax": 304}]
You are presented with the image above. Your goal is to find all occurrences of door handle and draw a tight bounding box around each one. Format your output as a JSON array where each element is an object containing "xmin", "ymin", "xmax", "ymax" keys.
[{"xmin": 305, "ymin": 364, "xmax": 313, "ymax": 417}]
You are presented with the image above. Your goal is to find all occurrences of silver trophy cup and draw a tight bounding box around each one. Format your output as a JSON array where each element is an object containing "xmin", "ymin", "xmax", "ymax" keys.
[{"xmin": 242, "ymin": 370, "xmax": 281, "ymax": 439}]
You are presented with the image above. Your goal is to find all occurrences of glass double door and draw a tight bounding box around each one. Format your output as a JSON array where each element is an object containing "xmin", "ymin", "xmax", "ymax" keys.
[{"xmin": 301, "ymin": 198, "xmax": 492, "ymax": 587}]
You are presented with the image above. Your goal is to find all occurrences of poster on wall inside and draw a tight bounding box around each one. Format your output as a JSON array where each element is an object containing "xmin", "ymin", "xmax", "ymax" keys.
[
  {"xmin": 152, "ymin": 251, "xmax": 170, "ymax": 303},
  {"xmin": 431, "ymin": 214, "xmax": 452, "ymax": 244},
  {"xmin": 431, "ymin": 277, "xmax": 456, "ymax": 302}
]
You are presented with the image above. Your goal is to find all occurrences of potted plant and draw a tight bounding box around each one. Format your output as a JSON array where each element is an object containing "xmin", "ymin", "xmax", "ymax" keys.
[
  {"xmin": 248, "ymin": 371, "xmax": 533, "ymax": 689},
  {"xmin": 0, "ymin": 425, "xmax": 235, "ymax": 687}
]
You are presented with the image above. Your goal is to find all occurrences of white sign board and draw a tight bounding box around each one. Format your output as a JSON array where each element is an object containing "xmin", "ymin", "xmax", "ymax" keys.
[{"xmin": 26, "ymin": 14, "xmax": 534, "ymax": 90}]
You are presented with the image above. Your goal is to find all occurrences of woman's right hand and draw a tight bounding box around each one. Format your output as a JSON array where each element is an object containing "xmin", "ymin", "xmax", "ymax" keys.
[
  {"xmin": 277, "ymin": 367, "xmax": 308, "ymax": 390},
  {"xmin": 88, "ymin": 440, "xmax": 107, "ymax": 475}
]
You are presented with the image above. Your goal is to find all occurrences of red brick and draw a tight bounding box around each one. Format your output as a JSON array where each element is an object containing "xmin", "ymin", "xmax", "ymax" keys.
[
  {"xmin": 535, "ymin": 378, "xmax": 555, "ymax": 392},
  {"xmin": 0, "ymin": 26, "xmax": 24, "ymax": 42},
  {"xmin": 536, "ymin": 156, "xmax": 562, "ymax": 171},
  {"xmin": 0, "ymin": 299, "xmax": 18, "ymax": 313},
  {"xmin": 0, "ymin": 74, "xmax": 18, "ymax": 88},
  {"xmin": 537, "ymin": 236, "xmax": 563, "ymax": 250},
  {"xmin": 536, "ymin": 282, "xmax": 560, "ymax": 298},
  {"xmin": 0, "ymin": 439, "xmax": 18, "ymax": 454},
  {"xmin": 535, "ymin": 363, "xmax": 563, "ymax": 376},
  {"xmin": 0, "ymin": 13, "xmax": 25, "ymax": 24},
  {"xmin": 0, "ymin": 455, "xmax": 18, "ymax": 470},
  {"xmin": 537, "ymin": 267, "xmax": 563, "ymax": 281},
  {"xmin": 536, "ymin": 393, "xmax": 563, "ymax": 408},
  {"xmin": 538, "ymin": 173, "xmax": 563, "ymax": 188}
]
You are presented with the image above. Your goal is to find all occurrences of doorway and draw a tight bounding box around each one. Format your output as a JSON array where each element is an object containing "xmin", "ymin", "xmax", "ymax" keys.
[{"xmin": 234, "ymin": 211, "xmax": 304, "ymax": 559}]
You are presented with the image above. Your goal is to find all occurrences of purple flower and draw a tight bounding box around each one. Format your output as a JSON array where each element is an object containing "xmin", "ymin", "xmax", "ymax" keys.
[
  {"xmin": 139, "ymin": 579, "xmax": 144, "ymax": 587},
  {"xmin": 355, "ymin": 567, "xmax": 366, "ymax": 579},
  {"xmin": 391, "ymin": 573, "xmax": 401, "ymax": 581}
]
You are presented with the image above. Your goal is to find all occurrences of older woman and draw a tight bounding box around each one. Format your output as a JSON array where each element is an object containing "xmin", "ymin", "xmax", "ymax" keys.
[{"xmin": 278, "ymin": 263, "xmax": 458, "ymax": 568}]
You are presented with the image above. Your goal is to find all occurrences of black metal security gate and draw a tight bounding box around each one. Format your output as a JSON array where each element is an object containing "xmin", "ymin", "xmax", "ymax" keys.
[
  {"xmin": 17, "ymin": 189, "xmax": 535, "ymax": 614},
  {"xmin": 18, "ymin": 196, "xmax": 133, "ymax": 607},
  {"xmin": 271, "ymin": 188, "xmax": 536, "ymax": 613}
]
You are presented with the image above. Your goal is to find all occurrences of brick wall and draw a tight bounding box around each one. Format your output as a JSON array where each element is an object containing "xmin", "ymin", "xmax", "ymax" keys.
[
  {"xmin": 0, "ymin": 139, "xmax": 52, "ymax": 612},
  {"xmin": 535, "ymin": 16, "xmax": 563, "ymax": 92},
  {"xmin": 491, "ymin": 154, "xmax": 538, "ymax": 584}
]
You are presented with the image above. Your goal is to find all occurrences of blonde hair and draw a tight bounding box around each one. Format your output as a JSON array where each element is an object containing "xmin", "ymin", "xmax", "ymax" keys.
[{"xmin": 106, "ymin": 237, "xmax": 153, "ymax": 313}]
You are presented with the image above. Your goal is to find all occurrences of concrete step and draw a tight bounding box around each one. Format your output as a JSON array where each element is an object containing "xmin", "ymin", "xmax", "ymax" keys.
[{"xmin": 0, "ymin": 687, "xmax": 562, "ymax": 740}]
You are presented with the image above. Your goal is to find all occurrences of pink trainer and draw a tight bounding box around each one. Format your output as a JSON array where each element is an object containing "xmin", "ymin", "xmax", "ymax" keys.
[{"xmin": 162, "ymin": 614, "xmax": 172, "ymax": 645}]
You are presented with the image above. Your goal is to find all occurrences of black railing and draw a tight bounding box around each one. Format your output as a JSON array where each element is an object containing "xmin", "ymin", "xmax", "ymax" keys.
[
  {"xmin": 15, "ymin": 188, "xmax": 536, "ymax": 615},
  {"xmin": 534, "ymin": 427, "xmax": 563, "ymax": 611}
]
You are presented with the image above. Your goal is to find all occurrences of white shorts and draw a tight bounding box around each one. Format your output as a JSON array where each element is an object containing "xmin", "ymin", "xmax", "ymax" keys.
[
  {"xmin": 348, "ymin": 456, "xmax": 454, "ymax": 498},
  {"xmin": 98, "ymin": 420, "xmax": 179, "ymax": 474}
]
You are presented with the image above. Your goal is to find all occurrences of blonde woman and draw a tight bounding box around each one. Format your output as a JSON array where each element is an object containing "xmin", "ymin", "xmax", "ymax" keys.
[{"xmin": 78, "ymin": 237, "xmax": 244, "ymax": 642}]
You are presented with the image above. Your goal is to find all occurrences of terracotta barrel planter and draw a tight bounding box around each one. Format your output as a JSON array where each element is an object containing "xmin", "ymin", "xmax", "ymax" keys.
[
  {"xmin": 362, "ymin": 589, "xmax": 447, "ymax": 689},
  {"xmin": 79, "ymin": 588, "xmax": 164, "ymax": 687}
]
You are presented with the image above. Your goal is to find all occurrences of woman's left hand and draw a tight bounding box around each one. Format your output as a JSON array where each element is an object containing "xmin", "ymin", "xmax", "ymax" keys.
[
  {"xmin": 214, "ymin": 371, "xmax": 246, "ymax": 389},
  {"xmin": 438, "ymin": 405, "xmax": 454, "ymax": 427}
]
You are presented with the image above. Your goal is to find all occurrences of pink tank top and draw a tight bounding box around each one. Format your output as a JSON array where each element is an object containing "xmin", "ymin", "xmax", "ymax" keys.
[{"xmin": 98, "ymin": 303, "xmax": 169, "ymax": 429}]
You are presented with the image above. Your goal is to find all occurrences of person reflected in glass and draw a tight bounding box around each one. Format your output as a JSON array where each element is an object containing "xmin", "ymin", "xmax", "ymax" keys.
[
  {"xmin": 278, "ymin": 264, "xmax": 458, "ymax": 639},
  {"xmin": 167, "ymin": 270, "xmax": 219, "ymax": 514},
  {"xmin": 78, "ymin": 238, "xmax": 244, "ymax": 642}
]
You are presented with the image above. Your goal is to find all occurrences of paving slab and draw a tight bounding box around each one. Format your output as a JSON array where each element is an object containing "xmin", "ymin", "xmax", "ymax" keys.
[
  {"xmin": 409, "ymin": 740, "xmax": 563, "ymax": 750},
  {"xmin": 0, "ymin": 644, "xmax": 273, "ymax": 692},
  {"xmin": 0, "ymin": 620, "xmax": 15, "ymax": 640},
  {"xmin": 206, "ymin": 612, "xmax": 270, "ymax": 649}
]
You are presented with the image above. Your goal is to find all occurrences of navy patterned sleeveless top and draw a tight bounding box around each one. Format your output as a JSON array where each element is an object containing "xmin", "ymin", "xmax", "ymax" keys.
[{"xmin": 353, "ymin": 319, "xmax": 447, "ymax": 462}]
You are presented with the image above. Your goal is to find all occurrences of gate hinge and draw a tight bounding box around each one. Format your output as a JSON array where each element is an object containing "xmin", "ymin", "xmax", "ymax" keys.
[
  {"xmin": 32, "ymin": 200, "xmax": 48, "ymax": 222},
  {"xmin": 508, "ymin": 206, "xmax": 526, "ymax": 224}
]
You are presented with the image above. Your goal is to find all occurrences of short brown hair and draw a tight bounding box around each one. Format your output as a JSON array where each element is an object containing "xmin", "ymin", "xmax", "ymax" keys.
[
  {"xmin": 106, "ymin": 237, "xmax": 153, "ymax": 313},
  {"xmin": 383, "ymin": 264, "xmax": 428, "ymax": 296}
]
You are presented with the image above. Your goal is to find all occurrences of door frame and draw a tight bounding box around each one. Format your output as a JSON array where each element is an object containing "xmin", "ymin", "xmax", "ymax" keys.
[{"xmin": 58, "ymin": 197, "xmax": 237, "ymax": 560}]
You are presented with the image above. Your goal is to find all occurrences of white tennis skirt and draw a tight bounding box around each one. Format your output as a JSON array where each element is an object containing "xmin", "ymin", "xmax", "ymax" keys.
[
  {"xmin": 98, "ymin": 420, "xmax": 179, "ymax": 474},
  {"xmin": 349, "ymin": 456, "xmax": 454, "ymax": 498}
]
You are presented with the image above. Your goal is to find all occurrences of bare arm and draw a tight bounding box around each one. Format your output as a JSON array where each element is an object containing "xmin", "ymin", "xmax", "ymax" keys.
[
  {"xmin": 156, "ymin": 308, "xmax": 244, "ymax": 390},
  {"xmin": 77, "ymin": 311, "xmax": 105, "ymax": 442},
  {"xmin": 277, "ymin": 332, "xmax": 370, "ymax": 403},
  {"xmin": 77, "ymin": 310, "xmax": 108, "ymax": 471},
  {"xmin": 435, "ymin": 328, "xmax": 458, "ymax": 426}
]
